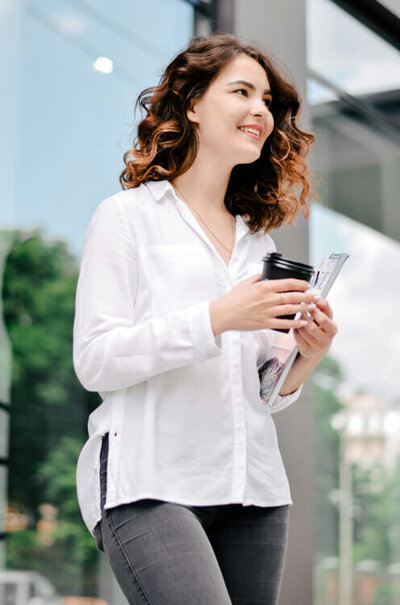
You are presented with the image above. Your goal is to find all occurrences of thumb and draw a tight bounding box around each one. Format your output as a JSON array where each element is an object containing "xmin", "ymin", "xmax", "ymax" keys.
[{"xmin": 249, "ymin": 273, "xmax": 263, "ymax": 283}]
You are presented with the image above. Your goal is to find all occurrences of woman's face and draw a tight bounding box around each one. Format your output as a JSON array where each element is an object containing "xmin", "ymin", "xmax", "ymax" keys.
[{"xmin": 187, "ymin": 54, "xmax": 274, "ymax": 167}]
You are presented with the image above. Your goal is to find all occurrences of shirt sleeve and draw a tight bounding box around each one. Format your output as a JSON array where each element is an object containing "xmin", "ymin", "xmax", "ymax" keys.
[
  {"xmin": 73, "ymin": 196, "xmax": 222, "ymax": 392},
  {"xmin": 269, "ymin": 383, "xmax": 303, "ymax": 413}
]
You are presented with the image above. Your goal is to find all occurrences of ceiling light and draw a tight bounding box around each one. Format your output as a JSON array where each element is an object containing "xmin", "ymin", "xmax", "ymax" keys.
[{"xmin": 93, "ymin": 56, "xmax": 114, "ymax": 74}]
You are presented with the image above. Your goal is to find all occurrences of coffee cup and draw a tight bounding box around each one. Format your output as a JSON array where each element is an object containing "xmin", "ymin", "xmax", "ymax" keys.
[{"xmin": 261, "ymin": 252, "xmax": 315, "ymax": 333}]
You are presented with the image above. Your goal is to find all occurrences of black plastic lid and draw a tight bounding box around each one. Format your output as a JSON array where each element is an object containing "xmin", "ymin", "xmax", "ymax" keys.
[{"xmin": 262, "ymin": 252, "xmax": 315, "ymax": 275}]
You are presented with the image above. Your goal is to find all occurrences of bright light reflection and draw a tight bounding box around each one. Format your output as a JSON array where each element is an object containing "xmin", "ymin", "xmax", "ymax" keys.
[
  {"xmin": 93, "ymin": 56, "xmax": 114, "ymax": 74},
  {"xmin": 383, "ymin": 411, "xmax": 400, "ymax": 435}
]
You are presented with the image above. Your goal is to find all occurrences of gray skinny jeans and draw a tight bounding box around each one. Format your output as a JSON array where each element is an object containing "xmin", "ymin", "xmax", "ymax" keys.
[{"xmin": 94, "ymin": 434, "xmax": 289, "ymax": 605}]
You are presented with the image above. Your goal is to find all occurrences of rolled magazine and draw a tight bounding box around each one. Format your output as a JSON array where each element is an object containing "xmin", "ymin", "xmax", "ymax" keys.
[{"xmin": 258, "ymin": 253, "xmax": 350, "ymax": 408}]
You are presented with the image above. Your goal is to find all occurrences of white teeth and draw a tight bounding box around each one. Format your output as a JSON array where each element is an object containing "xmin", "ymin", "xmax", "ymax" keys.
[{"xmin": 239, "ymin": 127, "xmax": 260, "ymax": 137}]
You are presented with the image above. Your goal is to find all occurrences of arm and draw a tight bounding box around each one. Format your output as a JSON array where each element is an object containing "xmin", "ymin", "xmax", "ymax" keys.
[
  {"xmin": 73, "ymin": 197, "xmax": 222, "ymax": 392},
  {"xmin": 278, "ymin": 350, "xmax": 324, "ymax": 396}
]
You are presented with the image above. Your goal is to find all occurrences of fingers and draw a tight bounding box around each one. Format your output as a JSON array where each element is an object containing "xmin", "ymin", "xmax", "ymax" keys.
[
  {"xmin": 313, "ymin": 297, "xmax": 333, "ymax": 319},
  {"xmin": 268, "ymin": 316, "xmax": 309, "ymax": 330},
  {"xmin": 271, "ymin": 302, "xmax": 316, "ymax": 316},
  {"xmin": 293, "ymin": 325, "xmax": 315, "ymax": 354},
  {"xmin": 265, "ymin": 289, "xmax": 317, "ymax": 306},
  {"xmin": 274, "ymin": 278, "xmax": 311, "ymax": 291},
  {"xmin": 257, "ymin": 276, "xmax": 311, "ymax": 291},
  {"xmin": 282, "ymin": 291, "xmax": 317, "ymax": 304},
  {"xmin": 295, "ymin": 315, "xmax": 321, "ymax": 344},
  {"xmin": 297, "ymin": 304, "xmax": 338, "ymax": 338},
  {"xmin": 307, "ymin": 301, "xmax": 336, "ymax": 330},
  {"xmin": 259, "ymin": 280, "xmax": 316, "ymax": 300}
]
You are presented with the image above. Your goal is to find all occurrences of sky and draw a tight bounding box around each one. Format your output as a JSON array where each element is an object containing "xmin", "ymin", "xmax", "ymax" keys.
[
  {"xmin": 1, "ymin": 0, "xmax": 400, "ymax": 405},
  {"xmin": 310, "ymin": 205, "xmax": 400, "ymax": 406}
]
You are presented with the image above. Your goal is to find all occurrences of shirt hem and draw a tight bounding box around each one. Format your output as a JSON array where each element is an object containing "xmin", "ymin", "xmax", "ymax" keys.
[
  {"xmin": 87, "ymin": 493, "xmax": 293, "ymax": 535},
  {"xmin": 103, "ymin": 492, "xmax": 293, "ymax": 511}
]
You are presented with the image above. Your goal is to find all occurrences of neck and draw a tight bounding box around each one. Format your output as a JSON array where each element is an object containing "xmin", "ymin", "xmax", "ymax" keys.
[{"xmin": 170, "ymin": 150, "xmax": 233, "ymax": 216}]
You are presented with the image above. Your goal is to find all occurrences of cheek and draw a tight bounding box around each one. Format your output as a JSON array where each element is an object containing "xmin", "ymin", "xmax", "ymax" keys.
[
  {"xmin": 266, "ymin": 113, "xmax": 274, "ymax": 136},
  {"xmin": 201, "ymin": 116, "xmax": 227, "ymax": 142}
]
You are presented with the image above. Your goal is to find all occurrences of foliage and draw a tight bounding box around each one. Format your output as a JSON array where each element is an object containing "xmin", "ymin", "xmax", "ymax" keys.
[
  {"xmin": 312, "ymin": 354, "xmax": 345, "ymax": 561},
  {"xmin": 3, "ymin": 229, "xmax": 101, "ymax": 594},
  {"xmin": 352, "ymin": 460, "xmax": 400, "ymax": 566}
]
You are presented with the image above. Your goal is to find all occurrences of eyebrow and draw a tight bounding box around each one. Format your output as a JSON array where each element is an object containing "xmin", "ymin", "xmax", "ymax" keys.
[{"xmin": 227, "ymin": 80, "xmax": 272, "ymax": 95}]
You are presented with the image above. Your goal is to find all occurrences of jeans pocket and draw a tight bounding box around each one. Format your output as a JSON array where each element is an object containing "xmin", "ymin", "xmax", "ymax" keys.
[{"xmin": 94, "ymin": 521, "xmax": 104, "ymax": 552}]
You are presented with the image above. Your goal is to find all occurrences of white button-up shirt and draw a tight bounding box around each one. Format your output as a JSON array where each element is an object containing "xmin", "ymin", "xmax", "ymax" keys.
[{"xmin": 73, "ymin": 179, "xmax": 303, "ymax": 535}]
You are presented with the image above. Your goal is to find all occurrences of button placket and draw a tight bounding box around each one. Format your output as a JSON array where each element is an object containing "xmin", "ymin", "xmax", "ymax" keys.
[{"xmin": 228, "ymin": 332, "xmax": 248, "ymax": 499}]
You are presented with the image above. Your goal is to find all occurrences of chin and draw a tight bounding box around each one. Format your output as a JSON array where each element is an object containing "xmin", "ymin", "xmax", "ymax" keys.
[{"xmin": 236, "ymin": 150, "xmax": 262, "ymax": 165}]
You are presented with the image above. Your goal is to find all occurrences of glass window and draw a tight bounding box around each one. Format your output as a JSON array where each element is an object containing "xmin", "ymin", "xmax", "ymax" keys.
[
  {"xmin": 0, "ymin": 1, "xmax": 197, "ymax": 602},
  {"xmin": 310, "ymin": 204, "xmax": 400, "ymax": 605},
  {"xmin": 307, "ymin": 1, "xmax": 400, "ymax": 603},
  {"xmin": 307, "ymin": 0, "xmax": 400, "ymax": 95}
]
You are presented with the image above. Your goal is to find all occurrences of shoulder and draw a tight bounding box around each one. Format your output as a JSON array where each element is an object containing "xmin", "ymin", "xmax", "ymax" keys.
[
  {"xmin": 96, "ymin": 184, "xmax": 150, "ymax": 217},
  {"xmin": 81, "ymin": 186, "xmax": 156, "ymax": 256},
  {"xmin": 89, "ymin": 184, "xmax": 164, "ymax": 234}
]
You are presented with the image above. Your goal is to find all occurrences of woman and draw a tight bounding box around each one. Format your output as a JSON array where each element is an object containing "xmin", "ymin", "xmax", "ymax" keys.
[{"xmin": 73, "ymin": 32, "xmax": 337, "ymax": 604}]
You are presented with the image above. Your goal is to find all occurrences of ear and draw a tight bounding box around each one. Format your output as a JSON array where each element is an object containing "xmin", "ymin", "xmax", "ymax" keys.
[{"xmin": 186, "ymin": 97, "xmax": 200, "ymax": 125}]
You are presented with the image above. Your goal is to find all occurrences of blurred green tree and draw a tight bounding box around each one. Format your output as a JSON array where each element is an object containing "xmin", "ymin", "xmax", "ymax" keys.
[
  {"xmin": 312, "ymin": 354, "xmax": 346, "ymax": 561},
  {"xmin": 3, "ymin": 229, "xmax": 100, "ymax": 594},
  {"xmin": 353, "ymin": 459, "xmax": 400, "ymax": 566}
]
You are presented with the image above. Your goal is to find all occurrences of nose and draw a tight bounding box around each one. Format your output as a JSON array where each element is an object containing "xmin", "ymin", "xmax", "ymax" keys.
[
  {"xmin": 250, "ymin": 100, "xmax": 270, "ymax": 121},
  {"xmin": 252, "ymin": 101, "xmax": 268, "ymax": 115}
]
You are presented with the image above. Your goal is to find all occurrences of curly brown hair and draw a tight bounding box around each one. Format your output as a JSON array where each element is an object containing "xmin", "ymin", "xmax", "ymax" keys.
[{"xmin": 120, "ymin": 32, "xmax": 317, "ymax": 233}]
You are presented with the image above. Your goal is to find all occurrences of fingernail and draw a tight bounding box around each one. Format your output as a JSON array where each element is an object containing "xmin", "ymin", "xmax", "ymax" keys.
[
  {"xmin": 309, "ymin": 303, "xmax": 316, "ymax": 309},
  {"xmin": 300, "ymin": 320, "xmax": 308, "ymax": 326},
  {"xmin": 309, "ymin": 288, "xmax": 322, "ymax": 298}
]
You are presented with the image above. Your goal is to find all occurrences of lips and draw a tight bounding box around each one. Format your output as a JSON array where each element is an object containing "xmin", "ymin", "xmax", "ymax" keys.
[
  {"xmin": 239, "ymin": 124, "xmax": 262, "ymax": 136},
  {"xmin": 238, "ymin": 127, "xmax": 261, "ymax": 140}
]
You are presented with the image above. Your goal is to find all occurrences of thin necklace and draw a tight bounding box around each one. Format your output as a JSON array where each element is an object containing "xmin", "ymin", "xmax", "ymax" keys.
[{"xmin": 172, "ymin": 182, "xmax": 236, "ymax": 258}]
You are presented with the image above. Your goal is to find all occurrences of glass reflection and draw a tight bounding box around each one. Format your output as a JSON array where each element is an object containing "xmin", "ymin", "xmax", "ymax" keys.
[
  {"xmin": 0, "ymin": 0, "xmax": 194, "ymax": 602},
  {"xmin": 308, "ymin": 4, "xmax": 400, "ymax": 599},
  {"xmin": 310, "ymin": 206, "xmax": 400, "ymax": 604},
  {"xmin": 307, "ymin": 0, "xmax": 400, "ymax": 96}
]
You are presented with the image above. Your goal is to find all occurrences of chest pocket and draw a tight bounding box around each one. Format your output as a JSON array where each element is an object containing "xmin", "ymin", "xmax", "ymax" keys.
[{"xmin": 138, "ymin": 243, "xmax": 218, "ymax": 315}]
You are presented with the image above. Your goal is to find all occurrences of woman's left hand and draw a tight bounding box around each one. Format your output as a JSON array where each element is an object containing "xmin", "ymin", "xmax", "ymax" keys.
[{"xmin": 293, "ymin": 298, "xmax": 338, "ymax": 359}]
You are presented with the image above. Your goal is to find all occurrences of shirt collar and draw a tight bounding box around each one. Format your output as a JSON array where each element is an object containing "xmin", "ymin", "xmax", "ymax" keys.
[
  {"xmin": 144, "ymin": 178, "xmax": 251, "ymax": 236},
  {"xmin": 144, "ymin": 179, "xmax": 173, "ymax": 201}
]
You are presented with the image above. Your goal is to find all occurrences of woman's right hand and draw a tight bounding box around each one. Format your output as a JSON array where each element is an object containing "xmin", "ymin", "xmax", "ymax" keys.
[{"xmin": 209, "ymin": 273, "xmax": 319, "ymax": 335}]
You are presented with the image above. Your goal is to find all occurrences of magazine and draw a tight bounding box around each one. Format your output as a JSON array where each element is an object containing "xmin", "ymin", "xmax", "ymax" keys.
[{"xmin": 258, "ymin": 253, "xmax": 350, "ymax": 408}]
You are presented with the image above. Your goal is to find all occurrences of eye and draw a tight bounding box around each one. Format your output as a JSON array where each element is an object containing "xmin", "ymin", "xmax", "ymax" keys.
[{"xmin": 234, "ymin": 89, "xmax": 272, "ymax": 107}]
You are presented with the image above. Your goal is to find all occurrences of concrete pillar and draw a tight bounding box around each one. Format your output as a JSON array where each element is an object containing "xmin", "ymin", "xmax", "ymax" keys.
[{"xmin": 232, "ymin": 2, "xmax": 313, "ymax": 604}]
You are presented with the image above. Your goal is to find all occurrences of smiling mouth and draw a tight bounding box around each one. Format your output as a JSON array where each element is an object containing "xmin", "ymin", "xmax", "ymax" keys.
[{"xmin": 238, "ymin": 127, "xmax": 261, "ymax": 140}]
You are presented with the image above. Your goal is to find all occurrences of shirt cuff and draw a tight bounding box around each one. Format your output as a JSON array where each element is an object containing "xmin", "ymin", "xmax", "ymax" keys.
[
  {"xmin": 186, "ymin": 300, "xmax": 223, "ymax": 361},
  {"xmin": 269, "ymin": 383, "xmax": 304, "ymax": 414}
]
